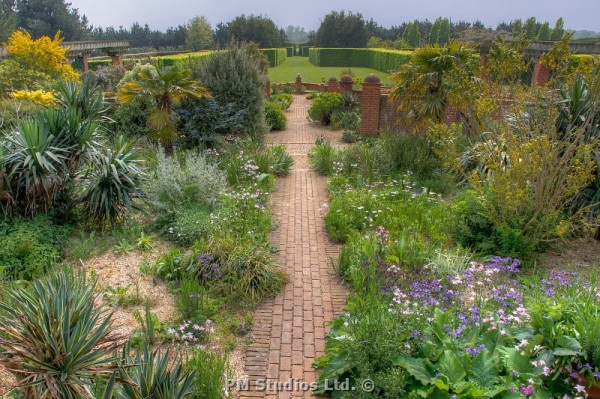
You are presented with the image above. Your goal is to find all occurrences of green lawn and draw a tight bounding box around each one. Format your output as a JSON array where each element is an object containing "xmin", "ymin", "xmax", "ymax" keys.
[{"xmin": 268, "ymin": 57, "xmax": 393, "ymax": 85}]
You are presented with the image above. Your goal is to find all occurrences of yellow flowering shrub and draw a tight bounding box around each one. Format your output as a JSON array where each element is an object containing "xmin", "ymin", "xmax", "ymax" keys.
[
  {"xmin": 4, "ymin": 30, "xmax": 79, "ymax": 82},
  {"xmin": 11, "ymin": 90, "xmax": 57, "ymax": 107},
  {"xmin": 469, "ymin": 124, "xmax": 595, "ymax": 248}
]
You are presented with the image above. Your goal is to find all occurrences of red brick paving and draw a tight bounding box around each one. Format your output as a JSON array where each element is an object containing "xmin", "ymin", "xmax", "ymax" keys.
[{"xmin": 239, "ymin": 96, "xmax": 347, "ymax": 398}]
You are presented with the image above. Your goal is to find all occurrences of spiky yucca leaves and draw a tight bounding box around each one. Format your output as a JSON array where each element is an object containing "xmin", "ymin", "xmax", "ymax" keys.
[
  {"xmin": 54, "ymin": 78, "xmax": 107, "ymax": 123},
  {"xmin": 4, "ymin": 118, "xmax": 68, "ymax": 214},
  {"xmin": 115, "ymin": 344, "xmax": 196, "ymax": 399},
  {"xmin": 118, "ymin": 66, "xmax": 210, "ymax": 148},
  {"xmin": 0, "ymin": 270, "xmax": 120, "ymax": 398},
  {"xmin": 81, "ymin": 137, "xmax": 145, "ymax": 225}
]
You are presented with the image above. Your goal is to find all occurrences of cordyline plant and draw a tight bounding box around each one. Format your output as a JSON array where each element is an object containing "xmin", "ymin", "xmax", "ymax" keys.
[{"xmin": 0, "ymin": 270, "xmax": 120, "ymax": 398}]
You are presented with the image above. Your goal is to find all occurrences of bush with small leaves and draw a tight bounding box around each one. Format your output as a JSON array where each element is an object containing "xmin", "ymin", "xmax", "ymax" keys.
[{"xmin": 265, "ymin": 101, "xmax": 287, "ymax": 131}]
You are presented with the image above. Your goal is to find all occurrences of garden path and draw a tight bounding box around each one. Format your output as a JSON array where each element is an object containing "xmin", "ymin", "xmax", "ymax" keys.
[{"xmin": 239, "ymin": 95, "xmax": 347, "ymax": 398}]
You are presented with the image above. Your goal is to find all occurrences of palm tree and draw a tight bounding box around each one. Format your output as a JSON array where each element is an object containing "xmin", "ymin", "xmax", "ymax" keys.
[
  {"xmin": 391, "ymin": 42, "xmax": 475, "ymax": 129},
  {"xmin": 118, "ymin": 66, "xmax": 210, "ymax": 149}
]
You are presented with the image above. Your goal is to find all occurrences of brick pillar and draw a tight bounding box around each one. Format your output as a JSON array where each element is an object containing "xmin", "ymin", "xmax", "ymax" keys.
[
  {"xmin": 82, "ymin": 54, "xmax": 89, "ymax": 72},
  {"xmin": 360, "ymin": 74, "xmax": 382, "ymax": 136},
  {"xmin": 532, "ymin": 61, "xmax": 550, "ymax": 87},
  {"xmin": 340, "ymin": 75, "xmax": 353, "ymax": 92},
  {"xmin": 327, "ymin": 77, "xmax": 339, "ymax": 93},
  {"xmin": 110, "ymin": 54, "xmax": 124, "ymax": 67},
  {"xmin": 295, "ymin": 74, "xmax": 303, "ymax": 94},
  {"xmin": 265, "ymin": 79, "xmax": 271, "ymax": 99}
]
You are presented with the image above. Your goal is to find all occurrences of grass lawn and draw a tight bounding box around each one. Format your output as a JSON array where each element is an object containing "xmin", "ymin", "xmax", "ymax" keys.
[{"xmin": 268, "ymin": 56, "xmax": 393, "ymax": 85}]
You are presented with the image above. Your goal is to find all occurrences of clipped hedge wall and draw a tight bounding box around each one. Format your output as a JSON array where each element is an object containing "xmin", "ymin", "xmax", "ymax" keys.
[
  {"xmin": 309, "ymin": 48, "xmax": 413, "ymax": 73},
  {"xmin": 88, "ymin": 59, "xmax": 115, "ymax": 71},
  {"xmin": 260, "ymin": 48, "xmax": 287, "ymax": 67},
  {"xmin": 286, "ymin": 47, "xmax": 293, "ymax": 57},
  {"xmin": 151, "ymin": 51, "xmax": 215, "ymax": 69}
]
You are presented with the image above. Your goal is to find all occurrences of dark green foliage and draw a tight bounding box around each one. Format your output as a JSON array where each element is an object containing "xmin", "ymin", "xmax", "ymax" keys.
[
  {"xmin": 309, "ymin": 48, "xmax": 412, "ymax": 73},
  {"xmin": 0, "ymin": 0, "xmax": 17, "ymax": 42},
  {"xmin": 308, "ymin": 92, "xmax": 344, "ymax": 125},
  {"xmin": 259, "ymin": 48, "xmax": 287, "ymax": 67},
  {"xmin": 199, "ymin": 42, "xmax": 268, "ymax": 141},
  {"xmin": 315, "ymin": 10, "xmax": 368, "ymax": 48},
  {"xmin": 265, "ymin": 101, "xmax": 287, "ymax": 131},
  {"xmin": 0, "ymin": 270, "xmax": 119, "ymax": 397},
  {"xmin": 15, "ymin": 0, "xmax": 88, "ymax": 40},
  {"xmin": 453, "ymin": 190, "xmax": 536, "ymax": 259},
  {"xmin": 226, "ymin": 14, "xmax": 285, "ymax": 48},
  {"xmin": 176, "ymin": 98, "xmax": 246, "ymax": 147},
  {"xmin": 0, "ymin": 215, "xmax": 70, "ymax": 280},
  {"xmin": 112, "ymin": 101, "xmax": 154, "ymax": 138}
]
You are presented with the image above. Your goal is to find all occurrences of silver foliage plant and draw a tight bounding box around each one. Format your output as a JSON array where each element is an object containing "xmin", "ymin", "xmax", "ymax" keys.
[{"xmin": 145, "ymin": 147, "xmax": 226, "ymax": 208}]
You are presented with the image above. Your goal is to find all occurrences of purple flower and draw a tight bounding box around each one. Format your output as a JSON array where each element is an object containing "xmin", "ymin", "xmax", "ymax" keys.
[
  {"xmin": 519, "ymin": 384, "xmax": 534, "ymax": 396},
  {"xmin": 465, "ymin": 345, "xmax": 486, "ymax": 358}
]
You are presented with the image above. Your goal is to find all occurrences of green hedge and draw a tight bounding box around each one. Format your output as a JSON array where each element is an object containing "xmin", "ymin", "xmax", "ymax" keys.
[
  {"xmin": 302, "ymin": 46, "xmax": 310, "ymax": 57},
  {"xmin": 260, "ymin": 48, "xmax": 287, "ymax": 67},
  {"xmin": 151, "ymin": 51, "xmax": 216, "ymax": 69},
  {"xmin": 286, "ymin": 47, "xmax": 293, "ymax": 57},
  {"xmin": 309, "ymin": 48, "xmax": 413, "ymax": 73},
  {"xmin": 87, "ymin": 59, "xmax": 114, "ymax": 71}
]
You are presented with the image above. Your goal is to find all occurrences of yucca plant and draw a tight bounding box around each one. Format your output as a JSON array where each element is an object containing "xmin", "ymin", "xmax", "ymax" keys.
[
  {"xmin": 81, "ymin": 136, "xmax": 145, "ymax": 225},
  {"xmin": 114, "ymin": 344, "xmax": 196, "ymax": 399},
  {"xmin": 0, "ymin": 270, "xmax": 120, "ymax": 398},
  {"xmin": 40, "ymin": 107, "xmax": 103, "ymax": 171},
  {"xmin": 54, "ymin": 78, "xmax": 107, "ymax": 123},
  {"xmin": 4, "ymin": 118, "xmax": 68, "ymax": 215}
]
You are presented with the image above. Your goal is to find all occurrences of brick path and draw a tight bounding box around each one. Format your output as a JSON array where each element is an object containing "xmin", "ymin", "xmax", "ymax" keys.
[{"xmin": 239, "ymin": 96, "xmax": 347, "ymax": 398}]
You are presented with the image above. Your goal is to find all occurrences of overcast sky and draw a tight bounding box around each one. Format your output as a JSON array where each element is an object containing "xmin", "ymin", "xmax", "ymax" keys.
[{"xmin": 70, "ymin": 0, "xmax": 600, "ymax": 32}]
